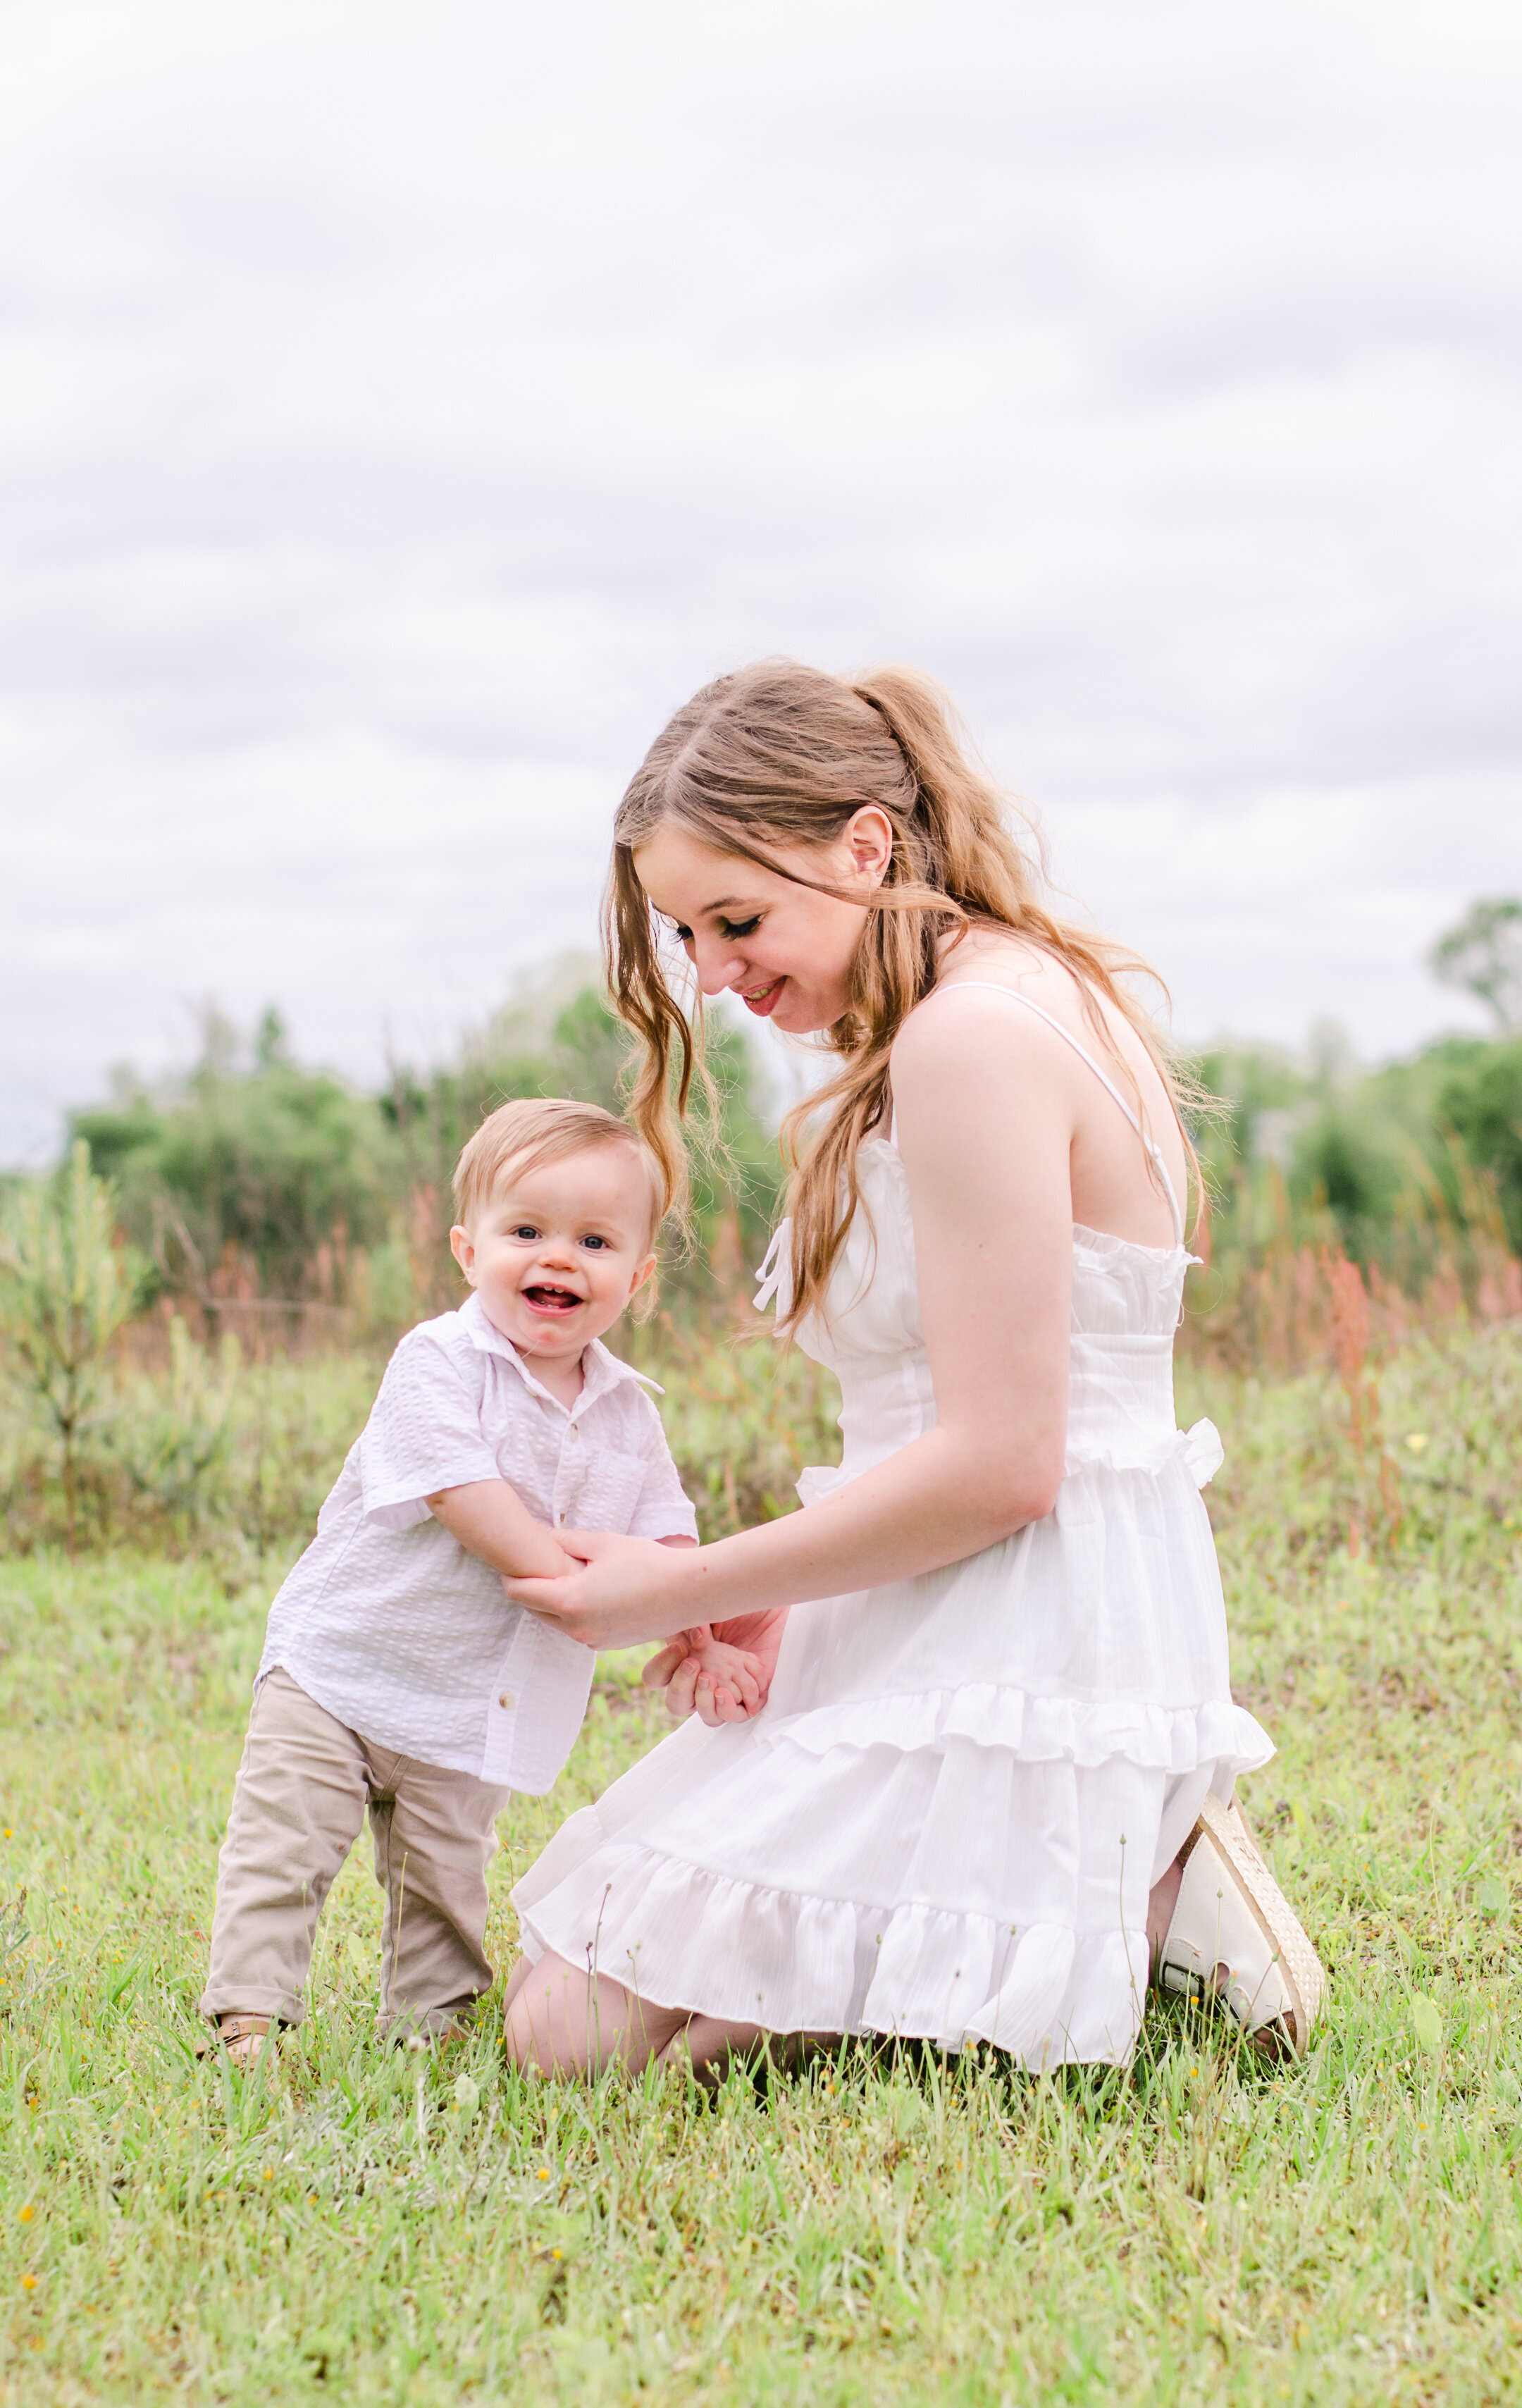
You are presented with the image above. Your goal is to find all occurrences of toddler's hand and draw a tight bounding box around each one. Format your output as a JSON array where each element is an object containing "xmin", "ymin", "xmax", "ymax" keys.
[{"xmin": 642, "ymin": 1625, "xmax": 765, "ymax": 1724}]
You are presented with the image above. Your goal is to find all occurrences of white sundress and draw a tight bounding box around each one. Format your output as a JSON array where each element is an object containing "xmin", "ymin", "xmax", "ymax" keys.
[{"xmin": 513, "ymin": 984, "xmax": 1274, "ymax": 2068}]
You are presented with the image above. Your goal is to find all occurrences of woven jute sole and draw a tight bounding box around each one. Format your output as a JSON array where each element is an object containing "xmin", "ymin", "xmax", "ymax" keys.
[{"xmin": 1194, "ymin": 1793, "xmax": 1325, "ymax": 2056}]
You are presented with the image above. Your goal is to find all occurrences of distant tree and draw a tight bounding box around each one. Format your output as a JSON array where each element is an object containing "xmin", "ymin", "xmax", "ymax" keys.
[
  {"xmin": 73, "ymin": 1008, "xmax": 396, "ymax": 1299},
  {"xmin": 1436, "ymin": 1036, "xmax": 1522, "ymax": 1250},
  {"xmin": 1428, "ymin": 898, "xmax": 1522, "ymax": 1029}
]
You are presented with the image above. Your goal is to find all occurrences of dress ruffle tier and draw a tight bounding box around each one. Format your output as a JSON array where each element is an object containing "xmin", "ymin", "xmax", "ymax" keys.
[
  {"xmin": 513, "ymin": 1691, "xmax": 1270, "ymax": 2061},
  {"xmin": 513, "ymin": 1139, "xmax": 1274, "ymax": 2070}
]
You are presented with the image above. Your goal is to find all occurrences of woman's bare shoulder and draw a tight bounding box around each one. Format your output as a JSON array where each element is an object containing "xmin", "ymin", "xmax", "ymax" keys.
[
  {"xmin": 893, "ymin": 936, "xmax": 1069, "ymax": 1062},
  {"xmin": 920, "ymin": 931, "xmax": 1161, "ymax": 1075},
  {"xmin": 890, "ymin": 953, "xmax": 1069, "ymax": 1102}
]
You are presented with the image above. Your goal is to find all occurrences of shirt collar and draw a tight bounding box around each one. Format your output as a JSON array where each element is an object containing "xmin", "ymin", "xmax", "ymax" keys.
[{"xmin": 457, "ymin": 1290, "xmax": 664, "ymax": 1410}]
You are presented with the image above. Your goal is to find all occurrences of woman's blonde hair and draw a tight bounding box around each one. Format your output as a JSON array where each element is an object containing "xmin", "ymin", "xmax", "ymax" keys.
[{"xmin": 605, "ymin": 659, "xmax": 1196, "ymax": 1332}]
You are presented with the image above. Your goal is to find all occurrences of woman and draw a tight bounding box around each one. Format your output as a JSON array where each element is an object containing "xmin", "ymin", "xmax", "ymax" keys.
[{"xmin": 502, "ymin": 661, "xmax": 1323, "ymax": 2077}]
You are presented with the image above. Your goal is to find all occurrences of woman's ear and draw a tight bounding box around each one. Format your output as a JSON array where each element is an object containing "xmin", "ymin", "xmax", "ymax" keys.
[{"xmin": 843, "ymin": 804, "xmax": 893, "ymax": 891}]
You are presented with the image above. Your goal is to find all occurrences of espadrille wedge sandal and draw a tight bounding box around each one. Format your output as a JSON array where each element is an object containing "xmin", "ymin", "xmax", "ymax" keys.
[{"xmin": 1156, "ymin": 1794, "xmax": 1325, "ymax": 2058}]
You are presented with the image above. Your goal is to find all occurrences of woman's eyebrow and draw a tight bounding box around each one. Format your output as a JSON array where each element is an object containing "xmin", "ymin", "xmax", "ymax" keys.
[{"xmin": 701, "ymin": 894, "xmax": 760, "ymax": 915}]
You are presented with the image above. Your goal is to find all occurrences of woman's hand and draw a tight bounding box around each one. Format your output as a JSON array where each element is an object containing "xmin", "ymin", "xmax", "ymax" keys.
[
  {"xmin": 502, "ymin": 1527, "xmax": 699, "ymax": 1650},
  {"xmin": 643, "ymin": 1610, "xmax": 791, "ymax": 1726}
]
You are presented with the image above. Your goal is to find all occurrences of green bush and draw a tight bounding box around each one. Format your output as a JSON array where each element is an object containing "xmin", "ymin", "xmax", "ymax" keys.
[
  {"xmin": 0, "ymin": 1142, "xmax": 147, "ymax": 1551},
  {"xmin": 73, "ymin": 1052, "xmax": 397, "ymax": 1303},
  {"xmin": 1189, "ymin": 1027, "xmax": 1522, "ymax": 1275},
  {"xmin": 1435, "ymin": 1035, "xmax": 1522, "ymax": 1249}
]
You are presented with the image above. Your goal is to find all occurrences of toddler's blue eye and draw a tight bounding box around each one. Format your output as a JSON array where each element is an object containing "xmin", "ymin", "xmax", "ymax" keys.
[
  {"xmin": 511, "ymin": 1225, "xmax": 539, "ymax": 1240},
  {"xmin": 582, "ymin": 1235, "xmax": 610, "ymax": 1251}
]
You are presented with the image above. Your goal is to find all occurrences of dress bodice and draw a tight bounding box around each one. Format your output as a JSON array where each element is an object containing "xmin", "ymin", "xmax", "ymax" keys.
[{"xmin": 756, "ymin": 1134, "xmax": 1222, "ymax": 1502}]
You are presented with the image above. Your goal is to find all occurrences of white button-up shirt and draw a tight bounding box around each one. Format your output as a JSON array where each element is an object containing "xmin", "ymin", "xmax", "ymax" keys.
[{"xmin": 259, "ymin": 1292, "xmax": 697, "ymax": 1790}]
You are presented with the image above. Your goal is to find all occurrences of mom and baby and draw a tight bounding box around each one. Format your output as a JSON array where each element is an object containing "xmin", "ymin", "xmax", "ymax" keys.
[{"xmin": 201, "ymin": 660, "xmax": 1324, "ymax": 2079}]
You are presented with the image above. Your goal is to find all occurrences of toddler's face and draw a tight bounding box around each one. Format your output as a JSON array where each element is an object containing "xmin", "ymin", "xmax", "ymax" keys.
[{"xmin": 450, "ymin": 1146, "xmax": 657, "ymax": 1369}]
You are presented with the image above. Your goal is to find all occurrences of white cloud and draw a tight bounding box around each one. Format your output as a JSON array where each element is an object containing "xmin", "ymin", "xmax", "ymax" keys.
[{"xmin": 1, "ymin": 0, "xmax": 1519, "ymax": 1157}]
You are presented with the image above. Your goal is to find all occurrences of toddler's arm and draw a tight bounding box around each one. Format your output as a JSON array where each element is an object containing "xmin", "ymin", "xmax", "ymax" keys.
[{"xmin": 426, "ymin": 1481, "xmax": 576, "ymax": 1580}]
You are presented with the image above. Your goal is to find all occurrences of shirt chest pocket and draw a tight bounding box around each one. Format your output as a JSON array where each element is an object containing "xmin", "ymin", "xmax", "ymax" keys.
[{"xmin": 562, "ymin": 1445, "xmax": 647, "ymax": 1533}]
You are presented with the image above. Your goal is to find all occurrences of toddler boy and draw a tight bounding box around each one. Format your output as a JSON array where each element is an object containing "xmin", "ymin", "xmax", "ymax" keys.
[{"xmin": 200, "ymin": 1096, "xmax": 759, "ymax": 2061}]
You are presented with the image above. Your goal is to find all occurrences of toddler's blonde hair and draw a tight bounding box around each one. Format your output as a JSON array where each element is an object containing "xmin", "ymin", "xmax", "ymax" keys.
[{"xmin": 452, "ymin": 1097, "xmax": 669, "ymax": 1249}]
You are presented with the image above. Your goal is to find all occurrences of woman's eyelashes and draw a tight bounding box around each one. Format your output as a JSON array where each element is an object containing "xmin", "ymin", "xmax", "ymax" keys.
[{"xmin": 668, "ymin": 914, "xmax": 762, "ymax": 944}]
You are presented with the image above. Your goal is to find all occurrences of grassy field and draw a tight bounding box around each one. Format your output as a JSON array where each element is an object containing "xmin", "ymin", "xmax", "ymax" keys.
[{"xmin": 2, "ymin": 1323, "xmax": 1521, "ymax": 2404}]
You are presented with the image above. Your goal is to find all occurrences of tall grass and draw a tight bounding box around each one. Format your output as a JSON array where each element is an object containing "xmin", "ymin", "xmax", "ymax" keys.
[
  {"xmin": 1184, "ymin": 1151, "xmax": 1522, "ymax": 1377},
  {"xmin": 2, "ymin": 1317, "xmax": 1521, "ymax": 2401},
  {"xmin": 4, "ymin": 1091, "xmax": 1522, "ymax": 2400},
  {"xmin": 6, "ymin": 1187, "xmax": 1518, "ymax": 1565}
]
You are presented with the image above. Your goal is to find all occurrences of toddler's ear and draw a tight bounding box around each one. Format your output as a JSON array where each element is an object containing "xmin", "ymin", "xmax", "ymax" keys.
[
  {"xmin": 450, "ymin": 1224, "xmax": 477, "ymax": 1282},
  {"xmin": 629, "ymin": 1250, "xmax": 657, "ymax": 1299}
]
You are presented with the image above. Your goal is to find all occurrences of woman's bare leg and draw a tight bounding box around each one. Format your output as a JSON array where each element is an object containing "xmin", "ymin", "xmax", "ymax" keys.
[
  {"xmin": 504, "ymin": 1951, "xmax": 691, "ymax": 2075},
  {"xmin": 657, "ymin": 2015, "xmax": 770, "ymax": 2081},
  {"xmin": 502, "ymin": 1955, "xmax": 536, "ymax": 2017},
  {"xmin": 1146, "ymin": 1856, "xmax": 1184, "ymax": 1979},
  {"xmin": 660, "ymin": 2018, "xmax": 843, "ymax": 2085}
]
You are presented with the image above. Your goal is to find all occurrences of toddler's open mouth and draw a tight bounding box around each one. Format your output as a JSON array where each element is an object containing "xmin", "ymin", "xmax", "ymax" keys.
[{"xmin": 523, "ymin": 1283, "xmax": 582, "ymax": 1316}]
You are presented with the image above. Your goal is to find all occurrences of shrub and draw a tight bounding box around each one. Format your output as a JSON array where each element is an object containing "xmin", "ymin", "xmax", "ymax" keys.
[{"xmin": 0, "ymin": 1142, "xmax": 146, "ymax": 1550}]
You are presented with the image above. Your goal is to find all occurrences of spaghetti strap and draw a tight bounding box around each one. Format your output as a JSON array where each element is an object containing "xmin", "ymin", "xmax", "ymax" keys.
[{"xmin": 927, "ymin": 979, "xmax": 1185, "ymax": 1243}]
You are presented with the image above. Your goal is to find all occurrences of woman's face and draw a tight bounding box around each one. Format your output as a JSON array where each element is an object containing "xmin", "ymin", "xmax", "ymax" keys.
[{"xmin": 633, "ymin": 810, "xmax": 893, "ymax": 1035}]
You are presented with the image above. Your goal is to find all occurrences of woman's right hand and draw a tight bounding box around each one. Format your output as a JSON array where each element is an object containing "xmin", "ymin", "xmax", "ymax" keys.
[{"xmin": 503, "ymin": 1526, "xmax": 698, "ymax": 1649}]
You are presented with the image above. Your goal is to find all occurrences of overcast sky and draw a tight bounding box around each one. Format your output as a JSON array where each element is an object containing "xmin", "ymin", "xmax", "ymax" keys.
[{"xmin": 2, "ymin": 0, "xmax": 1519, "ymax": 1160}]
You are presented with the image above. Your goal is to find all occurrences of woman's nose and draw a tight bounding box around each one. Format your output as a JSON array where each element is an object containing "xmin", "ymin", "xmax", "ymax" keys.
[{"xmin": 691, "ymin": 933, "xmax": 745, "ymax": 996}]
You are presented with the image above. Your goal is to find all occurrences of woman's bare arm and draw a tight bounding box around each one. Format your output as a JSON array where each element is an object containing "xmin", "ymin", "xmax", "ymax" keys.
[{"xmin": 503, "ymin": 996, "xmax": 1076, "ymax": 1647}]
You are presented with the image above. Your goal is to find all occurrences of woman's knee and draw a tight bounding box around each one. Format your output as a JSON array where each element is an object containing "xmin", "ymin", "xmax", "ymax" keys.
[
  {"xmin": 504, "ymin": 1953, "xmax": 690, "ymax": 2075},
  {"xmin": 504, "ymin": 1953, "xmax": 593, "ymax": 2073}
]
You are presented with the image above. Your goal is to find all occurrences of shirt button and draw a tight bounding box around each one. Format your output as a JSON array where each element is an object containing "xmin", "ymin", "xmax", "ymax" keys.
[
  {"xmin": 568, "ymin": 1424, "xmax": 578, "ymax": 1440},
  {"xmin": 497, "ymin": 1691, "xmax": 515, "ymax": 1710},
  {"xmin": 556, "ymin": 1510, "xmax": 565, "ymax": 1525}
]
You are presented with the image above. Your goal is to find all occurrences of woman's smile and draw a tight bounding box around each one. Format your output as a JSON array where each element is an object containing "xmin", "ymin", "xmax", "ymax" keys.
[{"xmin": 738, "ymin": 975, "xmax": 785, "ymax": 1017}]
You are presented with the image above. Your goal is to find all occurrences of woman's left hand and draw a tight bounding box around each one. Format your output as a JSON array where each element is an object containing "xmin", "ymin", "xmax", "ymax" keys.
[{"xmin": 502, "ymin": 1528, "xmax": 698, "ymax": 1649}]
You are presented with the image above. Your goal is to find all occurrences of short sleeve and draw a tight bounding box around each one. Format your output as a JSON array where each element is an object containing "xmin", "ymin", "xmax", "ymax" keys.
[
  {"xmin": 624, "ymin": 1394, "xmax": 700, "ymax": 1542},
  {"xmin": 357, "ymin": 1328, "xmax": 502, "ymax": 1531}
]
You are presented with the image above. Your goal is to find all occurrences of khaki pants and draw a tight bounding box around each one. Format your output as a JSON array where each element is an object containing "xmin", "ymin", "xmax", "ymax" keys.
[{"xmin": 201, "ymin": 1667, "xmax": 511, "ymax": 2036}]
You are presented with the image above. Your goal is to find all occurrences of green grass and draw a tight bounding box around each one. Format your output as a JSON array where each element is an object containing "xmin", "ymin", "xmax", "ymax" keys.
[{"xmin": 2, "ymin": 1325, "xmax": 1521, "ymax": 2403}]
